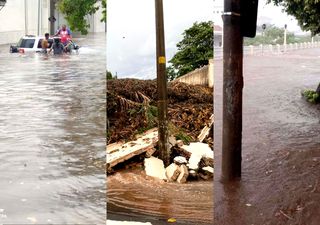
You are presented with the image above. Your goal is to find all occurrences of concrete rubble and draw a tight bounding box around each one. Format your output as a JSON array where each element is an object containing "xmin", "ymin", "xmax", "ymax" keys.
[
  {"xmin": 177, "ymin": 164, "xmax": 189, "ymax": 183},
  {"xmin": 144, "ymin": 156, "xmax": 166, "ymax": 180},
  {"xmin": 165, "ymin": 163, "xmax": 180, "ymax": 182},
  {"xmin": 107, "ymin": 116, "xmax": 214, "ymax": 183}
]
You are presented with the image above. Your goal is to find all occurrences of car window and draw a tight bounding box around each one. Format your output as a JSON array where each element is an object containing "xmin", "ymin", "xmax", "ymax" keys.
[{"xmin": 19, "ymin": 39, "xmax": 35, "ymax": 48}]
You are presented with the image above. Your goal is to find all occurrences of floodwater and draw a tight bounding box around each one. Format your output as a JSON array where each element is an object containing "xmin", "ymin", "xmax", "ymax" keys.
[
  {"xmin": 0, "ymin": 34, "xmax": 106, "ymax": 224},
  {"xmin": 214, "ymin": 48, "xmax": 320, "ymax": 224},
  {"xmin": 107, "ymin": 168, "xmax": 213, "ymax": 225}
]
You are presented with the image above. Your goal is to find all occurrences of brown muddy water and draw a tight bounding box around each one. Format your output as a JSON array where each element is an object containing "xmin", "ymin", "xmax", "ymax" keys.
[
  {"xmin": 107, "ymin": 167, "xmax": 213, "ymax": 225},
  {"xmin": 214, "ymin": 48, "xmax": 320, "ymax": 225},
  {"xmin": 0, "ymin": 34, "xmax": 106, "ymax": 224}
]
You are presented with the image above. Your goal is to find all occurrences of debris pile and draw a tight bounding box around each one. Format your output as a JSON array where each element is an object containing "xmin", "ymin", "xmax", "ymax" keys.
[
  {"xmin": 107, "ymin": 79, "xmax": 213, "ymax": 144},
  {"xmin": 107, "ymin": 79, "xmax": 214, "ymax": 183}
]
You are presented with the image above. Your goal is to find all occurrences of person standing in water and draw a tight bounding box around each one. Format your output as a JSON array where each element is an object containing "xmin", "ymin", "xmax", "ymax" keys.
[
  {"xmin": 41, "ymin": 33, "xmax": 50, "ymax": 53},
  {"xmin": 49, "ymin": 38, "xmax": 64, "ymax": 55}
]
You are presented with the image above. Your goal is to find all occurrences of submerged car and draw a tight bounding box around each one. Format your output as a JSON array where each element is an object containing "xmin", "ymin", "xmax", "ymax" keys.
[{"xmin": 10, "ymin": 35, "xmax": 79, "ymax": 53}]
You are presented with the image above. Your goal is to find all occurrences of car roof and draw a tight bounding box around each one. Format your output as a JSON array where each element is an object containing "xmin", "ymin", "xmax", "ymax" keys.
[{"xmin": 21, "ymin": 35, "xmax": 55, "ymax": 39}]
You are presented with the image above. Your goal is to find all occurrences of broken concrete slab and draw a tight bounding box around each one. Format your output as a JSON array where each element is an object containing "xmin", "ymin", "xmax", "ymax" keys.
[
  {"xmin": 173, "ymin": 156, "xmax": 187, "ymax": 165},
  {"xmin": 177, "ymin": 164, "xmax": 189, "ymax": 183},
  {"xmin": 188, "ymin": 153, "xmax": 203, "ymax": 171},
  {"xmin": 181, "ymin": 142, "xmax": 214, "ymax": 159},
  {"xmin": 144, "ymin": 156, "xmax": 166, "ymax": 180},
  {"xmin": 165, "ymin": 163, "xmax": 181, "ymax": 182},
  {"xmin": 179, "ymin": 142, "xmax": 214, "ymax": 168},
  {"xmin": 107, "ymin": 128, "xmax": 158, "ymax": 172},
  {"xmin": 202, "ymin": 166, "xmax": 214, "ymax": 174}
]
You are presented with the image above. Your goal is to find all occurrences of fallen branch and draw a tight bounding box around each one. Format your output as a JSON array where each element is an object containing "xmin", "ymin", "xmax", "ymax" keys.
[
  {"xmin": 197, "ymin": 114, "xmax": 214, "ymax": 142},
  {"xmin": 279, "ymin": 210, "xmax": 293, "ymax": 220}
]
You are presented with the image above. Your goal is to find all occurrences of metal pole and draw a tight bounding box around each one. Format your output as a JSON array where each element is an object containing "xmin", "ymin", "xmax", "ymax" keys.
[
  {"xmin": 49, "ymin": 0, "xmax": 55, "ymax": 35},
  {"xmin": 24, "ymin": 0, "xmax": 28, "ymax": 35},
  {"xmin": 37, "ymin": 0, "xmax": 41, "ymax": 36},
  {"xmin": 284, "ymin": 24, "xmax": 287, "ymax": 52},
  {"xmin": 155, "ymin": 0, "xmax": 170, "ymax": 167},
  {"xmin": 221, "ymin": 0, "xmax": 243, "ymax": 181}
]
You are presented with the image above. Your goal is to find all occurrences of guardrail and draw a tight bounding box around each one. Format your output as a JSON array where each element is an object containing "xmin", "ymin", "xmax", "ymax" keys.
[{"xmin": 214, "ymin": 41, "xmax": 320, "ymax": 59}]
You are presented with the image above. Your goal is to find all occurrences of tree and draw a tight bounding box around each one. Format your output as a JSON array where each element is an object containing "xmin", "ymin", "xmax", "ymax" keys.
[
  {"xmin": 106, "ymin": 71, "xmax": 117, "ymax": 80},
  {"xmin": 267, "ymin": 0, "xmax": 320, "ymax": 35},
  {"xmin": 57, "ymin": 0, "xmax": 106, "ymax": 35},
  {"xmin": 167, "ymin": 21, "xmax": 213, "ymax": 80},
  {"xmin": 244, "ymin": 24, "xmax": 296, "ymax": 45},
  {"xmin": 101, "ymin": 0, "xmax": 106, "ymax": 22}
]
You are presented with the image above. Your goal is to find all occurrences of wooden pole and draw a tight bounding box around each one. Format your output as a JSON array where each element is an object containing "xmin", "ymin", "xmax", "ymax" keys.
[
  {"xmin": 221, "ymin": 0, "xmax": 243, "ymax": 181},
  {"xmin": 155, "ymin": 0, "xmax": 170, "ymax": 167}
]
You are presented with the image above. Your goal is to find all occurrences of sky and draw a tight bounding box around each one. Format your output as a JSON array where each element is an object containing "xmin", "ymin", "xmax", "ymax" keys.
[
  {"xmin": 107, "ymin": 0, "xmax": 307, "ymax": 79},
  {"xmin": 214, "ymin": 0, "xmax": 307, "ymax": 33},
  {"xmin": 107, "ymin": 0, "xmax": 213, "ymax": 79}
]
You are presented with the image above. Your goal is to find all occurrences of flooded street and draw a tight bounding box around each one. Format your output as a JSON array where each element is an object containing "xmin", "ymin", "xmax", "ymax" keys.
[
  {"xmin": 214, "ymin": 48, "xmax": 320, "ymax": 224},
  {"xmin": 107, "ymin": 168, "xmax": 213, "ymax": 225},
  {"xmin": 0, "ymin": 34, "xmax": 106, "ymax": 223}
]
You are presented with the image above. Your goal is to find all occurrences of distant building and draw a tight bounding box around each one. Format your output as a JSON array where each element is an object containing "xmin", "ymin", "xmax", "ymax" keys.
[
  {"xmin": 213, "ymin": 0, "xmax": 223, "ymax": 47},
  {"xmin": 0, "ymin": 0, "xmax": 105, "ymax": 45}
]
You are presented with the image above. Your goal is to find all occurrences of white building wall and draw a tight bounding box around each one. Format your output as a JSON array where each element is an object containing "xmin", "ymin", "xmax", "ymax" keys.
[
  {"xmin": 0, "ymin": 0, "xmax": 105, "ymax": 45},
  {"xmin": 0, "ymin": 0, "xmax": 50, "ymax": 45}
]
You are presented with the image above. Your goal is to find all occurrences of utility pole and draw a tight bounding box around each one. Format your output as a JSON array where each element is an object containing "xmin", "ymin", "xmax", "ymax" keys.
[
  {"xmin": 221, "ymin": 0, "xmax": 243, "ymax": 181},
  {"xmin": 24, "ymin": 0, "xmax": 28, "ymax": 35},
  {"xmin": 37, "ymin": 0, "xmax": 41, "ymax": 36},
  {"xmin": 284, "ymin": 24, "xmax": 287, "ymax": 52},
  {"xmin": 155, "ymin": 0, "xmax": 170, "ymax": 167}
]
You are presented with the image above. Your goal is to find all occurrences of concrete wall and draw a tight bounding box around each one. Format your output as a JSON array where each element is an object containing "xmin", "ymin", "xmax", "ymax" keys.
[
  {"xmin": 0, "ymin": 0, "xmax": 50, "ymax": 45},
  {"xmin": 0, "ymin": 0, "xmax": 105, "ymax": 45},
  {"xmin": 173, "ymin": 59, "xmax": 214, "ymax": 88}
]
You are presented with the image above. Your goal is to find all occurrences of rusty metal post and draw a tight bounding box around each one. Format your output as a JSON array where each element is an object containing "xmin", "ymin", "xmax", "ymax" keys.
[
  {"xmin": 155, "ymin": 0, "xmax": 170, "ymax": 167},
  {"xmin": 49, "ymin": 0, "xmax": 55, "ymax": 35},
  {"xmin": 221, "ymin": 0, "xmax": 243, "ymax": 181}
]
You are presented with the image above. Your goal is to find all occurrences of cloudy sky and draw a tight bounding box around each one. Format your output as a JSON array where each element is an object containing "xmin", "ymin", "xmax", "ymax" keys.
[{"xmin": 107, "ymin": 0, "xmax": 306, "ymax": 79}]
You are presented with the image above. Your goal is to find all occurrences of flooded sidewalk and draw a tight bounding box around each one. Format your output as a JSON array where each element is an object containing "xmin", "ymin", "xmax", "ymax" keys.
[
  {"xmin": 0, "ymin": 34, "xmax": 106, "ymax": 223},
  {"xmin": 214, "ymin": 48, "xmax": 320, "ymax": 224}
]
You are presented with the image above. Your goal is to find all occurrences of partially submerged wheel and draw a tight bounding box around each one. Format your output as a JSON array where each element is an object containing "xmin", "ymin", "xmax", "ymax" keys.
[{"xmin": 10, "ymin": 46, "xmax": 18, "ymax": 53}]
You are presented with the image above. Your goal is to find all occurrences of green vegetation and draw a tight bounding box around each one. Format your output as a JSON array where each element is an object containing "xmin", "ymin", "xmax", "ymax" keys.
[
  {"xmin": 302, "ymin": 89, "xmax": 320, "ymax": 104},
  {"xmin": 268, "ymin": 0, "xmax": 320, "ymax": 35},
  {"xmin": 244, "ymin": 24, "xmax": 320, "ymax": 46},
  {"xmin": 101, "ymin": 0, "xmax": 106, "ymax": 22},
  {"xmin": 168, "ymin": 123, "xmax": 192, "ymax": 145},
  {"xmin": 106, "ymin": 71, "xmax": 117, "ymax": 80},
  {"xmin": 57, "ymin": 0, "xmax": 106, "ymax": 35},
  {"xmin": 167, "ymin": 21, "xmax": 213, "ymax": 81}
]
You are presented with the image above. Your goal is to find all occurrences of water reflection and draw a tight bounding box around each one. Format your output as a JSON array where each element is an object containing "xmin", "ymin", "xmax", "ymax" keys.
[{"xmin": 0, "ymin": 34, "xmax": 106, "ymax": 224}]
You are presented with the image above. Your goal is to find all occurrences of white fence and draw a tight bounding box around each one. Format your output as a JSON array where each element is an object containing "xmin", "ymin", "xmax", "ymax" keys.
[{"xmin": 214, "ymin": 41, "xmax": 320, "ymax": 59}]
